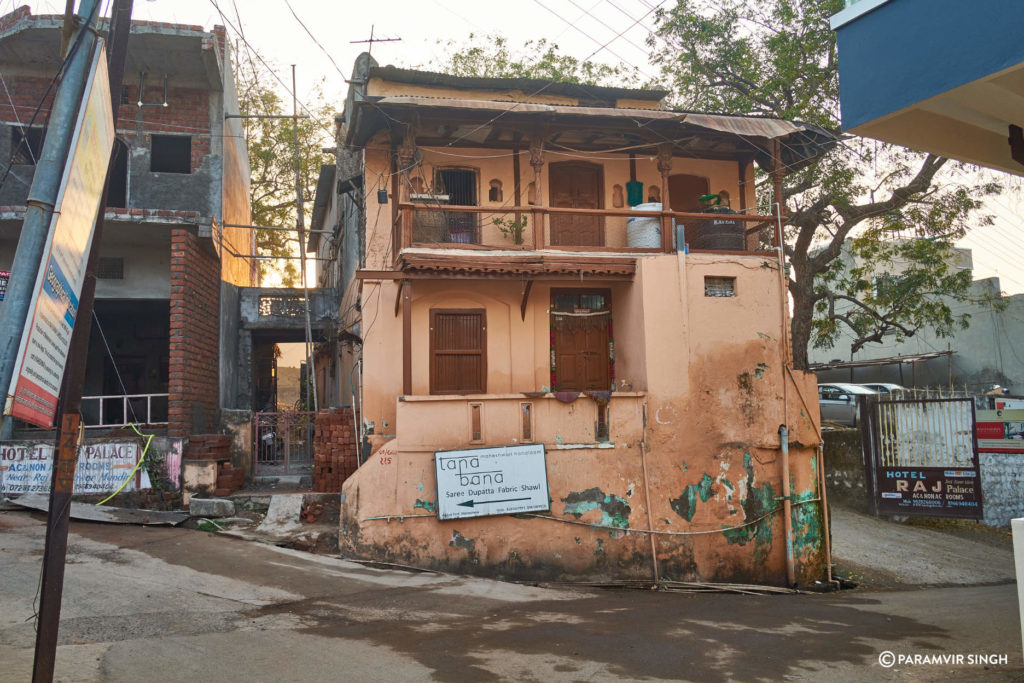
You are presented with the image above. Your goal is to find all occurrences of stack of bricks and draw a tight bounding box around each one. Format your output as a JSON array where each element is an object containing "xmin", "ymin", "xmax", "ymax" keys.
[
  {"xmin": 312, "ymin": 408, "xmax": 358, "ymax": 493},
  {"xmin": 184, "ymin": 434, "xmax": 231, "ymax": 460},
  {"xmin": 214, "ymin": 461, "xmax": 244, "ymax": 497}
]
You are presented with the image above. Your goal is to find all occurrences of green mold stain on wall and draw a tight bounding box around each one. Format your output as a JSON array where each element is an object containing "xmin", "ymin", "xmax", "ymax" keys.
[
  {"xmin": 449, "ymin": 530, "xmax": 475, "ymax": 554},
  {"xmin": 413, "ymin": 499, "xmax": 437, "ymax": 513},
  {"xmin": 721, "ymin": 451, "xmax": 777, "ymax": 563},
  {"xmin": 791, "ymin": 488, "xmax": 822, "ymax": 559},
  {"xmin": 669, "ymin": 473, "xmax": 717, "ymax": 522},
  {"xmin": 562, "ymin": 488, "xmax": 631, "ymax": 534},
  {"xmin": 754, "ymin": 362, "xmax": 770, "ymax": 378}
]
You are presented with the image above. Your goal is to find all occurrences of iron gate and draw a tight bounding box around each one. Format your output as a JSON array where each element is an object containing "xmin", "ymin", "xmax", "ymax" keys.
[
  {"xmin": 860, "ymin": 396, "xmax": 983, "ymax": 519},
  {"xmin": 253, "ymin": 411, "xmax": 315, "ymax": 477}
]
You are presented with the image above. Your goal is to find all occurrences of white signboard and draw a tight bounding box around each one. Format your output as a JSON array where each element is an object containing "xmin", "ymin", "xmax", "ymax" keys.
[
  {"xmin": 0, "ymin": 439, "xmax": 144, "ymax": 495},
  {"xmin": 435, "ymin": 444, "xmax": 549, "ymax": 521},
  {"xmin": 7, "ymin": 43, "xmax": 114, "ymax": 427}
]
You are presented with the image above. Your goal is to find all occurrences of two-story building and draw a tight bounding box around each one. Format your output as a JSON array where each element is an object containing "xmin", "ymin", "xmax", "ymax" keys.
[
  {"xmin": 314, "ymin": 54, "xmax": 838, "ymax": 586},
  {"xmin": 0, "ymin": 7, "xmax": 254, "ymax": 439}
]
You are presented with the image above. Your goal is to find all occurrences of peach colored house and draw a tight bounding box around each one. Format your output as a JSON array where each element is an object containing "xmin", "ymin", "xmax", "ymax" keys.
[{"xmin": 317, "ymin": 54, "xmax": 838, "ymax": 586}]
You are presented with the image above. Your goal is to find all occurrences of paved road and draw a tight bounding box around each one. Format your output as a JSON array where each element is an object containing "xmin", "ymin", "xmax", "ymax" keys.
[
  {"xmin": 0, "ymin": 511, "xmax": 1021, "ymax": 682},
  {"xmin": 831, "ymin": 506, "xmax": 1017, "ymax": 585}
]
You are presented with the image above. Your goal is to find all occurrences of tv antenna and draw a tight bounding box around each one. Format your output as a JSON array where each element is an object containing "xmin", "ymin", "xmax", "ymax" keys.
[{"xmin": 350, "ymin": 25, "xmax": 401, "ymax": 55}]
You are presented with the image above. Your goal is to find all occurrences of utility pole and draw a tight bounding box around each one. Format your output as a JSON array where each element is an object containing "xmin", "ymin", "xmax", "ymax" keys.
[
  {"xmin": 32, "ymin": 1, "xmax": 134, "ymax": 680},
  {"xmin": 292, "ymin": 64, "xmax": 317, "ymax": 412}
]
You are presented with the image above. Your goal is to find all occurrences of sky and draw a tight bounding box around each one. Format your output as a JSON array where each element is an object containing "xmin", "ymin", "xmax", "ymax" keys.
[{"xmin": 10, "ymin": 0, "xmax": 1024, "ymax": 294}]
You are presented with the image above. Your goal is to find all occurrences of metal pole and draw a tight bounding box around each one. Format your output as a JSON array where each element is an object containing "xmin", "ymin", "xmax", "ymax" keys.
[
  {"xmin": 292, "ymin": 64, "xmax": 317, "ymax": 411},
  {"xmin": 32, "ymin": 3, "xmax": 134, "ymax": 679},
  {"xmin": 0, "ymin": 0, "xmax": 103, "ymax": 441}
]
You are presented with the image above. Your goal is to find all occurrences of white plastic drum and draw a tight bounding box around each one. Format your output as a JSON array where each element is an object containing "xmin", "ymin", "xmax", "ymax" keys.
[{"xmin": 627, "ymin": 202, "xmax": 662, "ymax": 248}]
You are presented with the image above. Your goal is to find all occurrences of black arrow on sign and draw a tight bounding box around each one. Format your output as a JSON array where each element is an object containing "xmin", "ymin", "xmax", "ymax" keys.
[{"xmin": 457, "ymin": 497, "xmax": 530, "ymax": 508}]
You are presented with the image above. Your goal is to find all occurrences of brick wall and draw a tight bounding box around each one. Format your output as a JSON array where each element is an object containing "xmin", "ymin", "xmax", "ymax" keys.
[
  {"xmin": 313, "ymin": 408, "xmax": 359, "ymax": 492},
  {"xmin": 169, "ymin": 228, "xmax": 220, "ymax": 436}
]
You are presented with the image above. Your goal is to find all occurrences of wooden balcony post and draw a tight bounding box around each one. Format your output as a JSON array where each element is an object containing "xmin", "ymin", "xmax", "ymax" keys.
[
  {"xmin": 529, "ymin": 137, "xmax": 545, "ymax": 249},
  {"xmin": 402, "ymin": 280, "xmax": 412, "ymax": 396},
  {"xmin": 657, "ymin": 143, "xmax": 673, "ymax": 252},
  {"xmin": 771, "ymin": 139, "xmax": 786, "ymax": 249}
]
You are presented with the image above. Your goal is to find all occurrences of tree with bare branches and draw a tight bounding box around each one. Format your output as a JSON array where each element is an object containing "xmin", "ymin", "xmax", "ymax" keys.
[{"xmin": 652, "ymin": 0, "xmax": 1000, "ymax": 368}]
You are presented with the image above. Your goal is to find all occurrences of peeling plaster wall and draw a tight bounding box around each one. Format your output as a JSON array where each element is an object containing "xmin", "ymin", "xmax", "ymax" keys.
[{"xmin": 341, "ymin": 249, "xmax": 826, "ymax": 586}]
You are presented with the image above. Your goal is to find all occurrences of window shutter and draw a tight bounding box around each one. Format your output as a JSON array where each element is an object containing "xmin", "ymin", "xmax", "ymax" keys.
[{"xmin": 430, "ymin": 309, "xmax": 486, "ymax": 394}]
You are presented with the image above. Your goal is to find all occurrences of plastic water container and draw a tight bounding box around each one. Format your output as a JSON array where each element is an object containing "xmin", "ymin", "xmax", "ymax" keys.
[{"xmin": 627, "ymin": 202, "xmax": 662, "ymax": 248}]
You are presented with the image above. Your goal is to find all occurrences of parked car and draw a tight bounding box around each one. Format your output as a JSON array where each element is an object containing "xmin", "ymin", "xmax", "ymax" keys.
[
  {"xmin": 859, "ymin": 383, "xmax": 908, "ymax": 396},
  {"xmin": 818, "ymin": 383, "xmax": 878, "ymax": 426}
]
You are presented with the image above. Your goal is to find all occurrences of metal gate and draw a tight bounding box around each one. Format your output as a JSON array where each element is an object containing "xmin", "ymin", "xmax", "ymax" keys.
[
  {"xmin": 860, "ymin": 396, "xmax": 983, "ymax": 519},
  {"xmin": 253, "ymin": 411, "xmax": 315, "ymax": 477}
]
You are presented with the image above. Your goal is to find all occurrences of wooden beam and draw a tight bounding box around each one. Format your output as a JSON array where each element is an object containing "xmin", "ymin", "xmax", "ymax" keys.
[
  {"xmin": 402, "ymin": 282, "xmax": 412, "ymax": 396},
  {"xmin": 520, "ymin": 280, "xmax": 533, "ymax": 321},
  {"xmin": 394, "ymin": 279, "xmax": 405, "ymax": 317}
]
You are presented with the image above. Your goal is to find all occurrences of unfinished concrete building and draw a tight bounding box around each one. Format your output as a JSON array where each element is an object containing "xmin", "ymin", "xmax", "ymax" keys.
[{"xmin": 0, "ymin": 6, "xmax": 254, "ymax": 438}]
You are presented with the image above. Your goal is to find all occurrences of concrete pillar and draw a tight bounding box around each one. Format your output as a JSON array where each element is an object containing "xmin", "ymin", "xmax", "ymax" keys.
[{"xmin": 1014, "ymin": 518, "xmax": 1024, "ymax": 662}]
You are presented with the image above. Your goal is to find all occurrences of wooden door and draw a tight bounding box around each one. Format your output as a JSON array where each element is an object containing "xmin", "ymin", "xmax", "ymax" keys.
[
  {"xmin": 668, "ymin": 173, "xmax": 710, "ymax": 212},
  {"xmin": 549, "ymin": 162, "xmax": 604, "ymax": 246},
  {"xmin": 551, "ymin": 290, "xmax": 611, "ymax": 391}
]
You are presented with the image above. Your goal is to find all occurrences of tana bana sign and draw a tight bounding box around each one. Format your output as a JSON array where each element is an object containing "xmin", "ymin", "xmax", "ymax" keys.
[{"xmin": 434, "ymin": 444, "xmax": 550, "ymax": 521}]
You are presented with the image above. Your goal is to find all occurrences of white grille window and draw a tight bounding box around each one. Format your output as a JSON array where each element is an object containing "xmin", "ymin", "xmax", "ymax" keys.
[
  {"xmin": 704, "ymin": 276, "xmax": 736, "ymax": 297},
  {"xmin": 97, "ymin": 257, "xmax": 124, "ymax": 280}
]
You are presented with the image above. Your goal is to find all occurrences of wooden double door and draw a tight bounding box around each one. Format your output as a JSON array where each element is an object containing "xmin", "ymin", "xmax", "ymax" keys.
[
  {"xmin": 549, "ymin": 161, "xmax": 604, "ymax": 247},
  {"xmin": 550, "ymin": 289, "xmax": 611, "ymax": 391}
]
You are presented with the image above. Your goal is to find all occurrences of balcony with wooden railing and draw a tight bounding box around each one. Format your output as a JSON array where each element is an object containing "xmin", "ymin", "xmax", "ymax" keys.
[{"xmin": 393, "ymin": 202, "xmax": 780, "ymax": 259}]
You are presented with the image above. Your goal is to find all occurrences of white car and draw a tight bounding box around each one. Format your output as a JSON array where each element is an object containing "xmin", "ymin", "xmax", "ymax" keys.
[
  {"xmin": 859, "ymin": 383, "xmax": 908, "ymax": 396},
  {"xmin": 818, "ymin": 383, "xmax": 878, "ymax": 426}
]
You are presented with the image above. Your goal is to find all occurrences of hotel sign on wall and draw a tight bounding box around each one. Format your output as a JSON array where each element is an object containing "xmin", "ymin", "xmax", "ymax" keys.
[{"xmin": 434, "ymin": 444, "xmax": 550, "ymax": 521}]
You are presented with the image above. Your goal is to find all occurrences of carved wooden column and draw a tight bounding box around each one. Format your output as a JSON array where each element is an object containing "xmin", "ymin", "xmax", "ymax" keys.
[
  {"xmin": 529, "ymin": 137, "xmax": 545, "ymax": 249},
  {"xmin": 657, "ymin": 143, "xmax": 673, "ymax": 252},
  {"xmin": 397, "ymin": 126, "xmax": 418, "ymax": 251}
]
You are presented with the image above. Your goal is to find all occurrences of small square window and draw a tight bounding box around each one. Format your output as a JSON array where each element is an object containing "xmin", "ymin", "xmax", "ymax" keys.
[
  {"xmin": 704, "ymin": 276, "xmax": 736, "ymax": 297},
  {"xmin": 150, "ymin": 134, "xmax": 191, "ymax": 174},
  {"xmin": 11, "ymin": 126, "xmax": 44, "ymax": 165},
  {"xmin": 97, "ymin": 257, "xmax": 124, "ymax": 280}
]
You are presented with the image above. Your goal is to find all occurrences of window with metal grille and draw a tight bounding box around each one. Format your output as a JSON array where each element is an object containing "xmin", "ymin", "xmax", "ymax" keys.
[
  {"xmin": 11, "ymin": 126, "xmax": 43, "ymax": 165},
  {"xmin": 430, "ymin": 309, "xmax": 486, "ymax": 395},
  {"xmin": 704, "ymin": 276, "xmax": 736, "ymax": 297},
  {"xmin": 97, "ymin": 257, "xmax": 124, "ymax": 280},
  {"xmin": 433, "ymin": 167, "xmax": 478, "ymax": 244},
  {"xmin": 150, "ymin": 134, "xmax": 191, "ymax": 173}
]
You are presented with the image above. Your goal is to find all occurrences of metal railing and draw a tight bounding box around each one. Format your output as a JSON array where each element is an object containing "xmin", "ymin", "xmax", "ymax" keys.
[
  {"xmin": 80, "ymin": 393, "xmax": 169, "ymax": 428},
  {"xmin": 253, "ymin": 411, "xmax": 316, "ymax": 476}
]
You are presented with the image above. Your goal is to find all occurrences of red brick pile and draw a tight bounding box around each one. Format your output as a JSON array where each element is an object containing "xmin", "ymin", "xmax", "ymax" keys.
[
  {"xmin": 312, "ymin": 408, "xmax": 358, "ymax": 492},
  {"xmin": 215, "ymin": 461, "xmax": 244, "ymax": 497},
  {"xmin": 184, "ymin": 435, "xmax": 231, "ymax": 460}
]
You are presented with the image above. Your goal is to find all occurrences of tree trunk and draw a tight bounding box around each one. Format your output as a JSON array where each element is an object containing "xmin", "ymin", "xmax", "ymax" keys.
[{"xmin": 789, "ymin": 280, "xmax": 815, "ymax": 371}]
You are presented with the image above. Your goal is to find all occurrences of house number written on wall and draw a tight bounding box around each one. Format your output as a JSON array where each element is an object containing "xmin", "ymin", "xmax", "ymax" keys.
[{"xmin": 434, "ymin": 444, "xmax": 550, "ymax": 521}]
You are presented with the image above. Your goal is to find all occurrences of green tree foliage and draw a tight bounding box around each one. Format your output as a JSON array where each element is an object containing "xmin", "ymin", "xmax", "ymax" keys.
[
  {"xmin": 650, "ymin": 0, "xmax": 1002, "ymax": 368},
  {"xmin": 431, "ymin": 34, "xmax": 641, "ymax": 86},
  {"xmin": 233, "ymin": 49, "xmax": 333, "ymax": 286}
]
